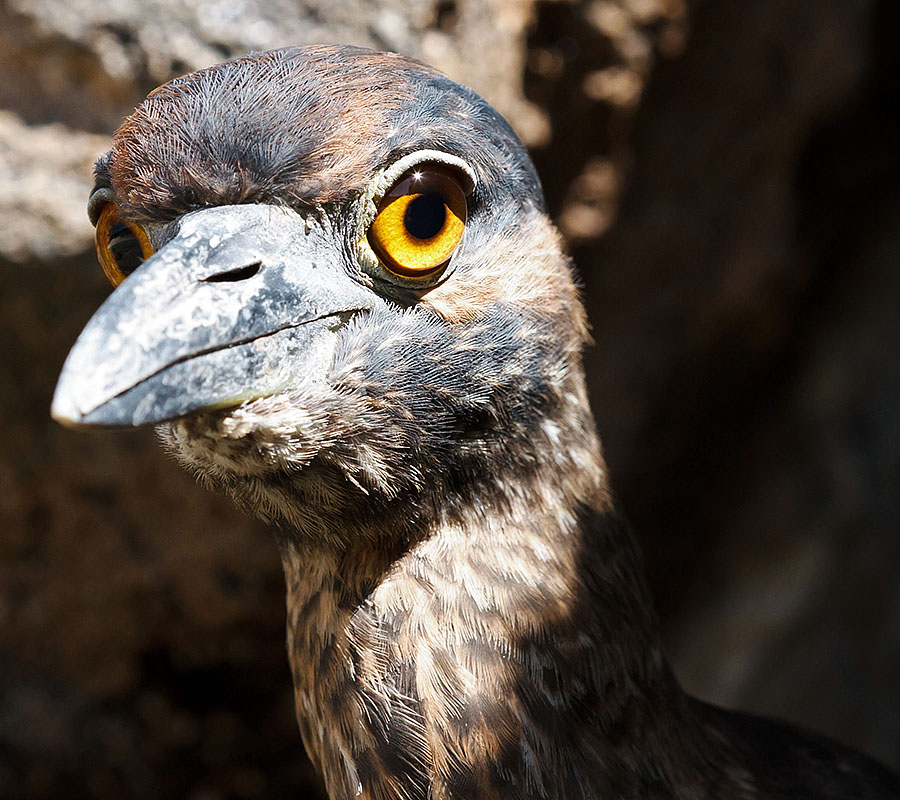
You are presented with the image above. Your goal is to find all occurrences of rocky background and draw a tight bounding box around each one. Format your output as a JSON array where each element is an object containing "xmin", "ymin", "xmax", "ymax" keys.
[{"xmin": 1, "ymin": 0, "xmax": 898, "ymax": 796}]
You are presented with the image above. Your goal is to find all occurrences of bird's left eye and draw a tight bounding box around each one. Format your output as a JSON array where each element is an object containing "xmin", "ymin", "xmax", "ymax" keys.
[
  {"xmin": 95, "ymin": 203, "xmax": 155, "ymax": 287},
  {"xmin": 367, "ymin": 167, "xmax": 466, "ymax": 279}
]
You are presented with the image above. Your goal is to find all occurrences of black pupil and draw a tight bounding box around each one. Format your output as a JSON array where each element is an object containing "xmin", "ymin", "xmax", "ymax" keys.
[
  {"xmin": 404, "ymin": 192, "xmax": 447, "ymax": 240},
  {"xmin": 108, "ymin": 222, "xmax": 145, "ymax": 275}
]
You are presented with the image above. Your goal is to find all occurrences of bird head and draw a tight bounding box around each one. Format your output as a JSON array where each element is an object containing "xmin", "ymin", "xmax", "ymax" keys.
[{"xmin": 53, "ymin": 46, "xmax": 593, "ymax": 536}]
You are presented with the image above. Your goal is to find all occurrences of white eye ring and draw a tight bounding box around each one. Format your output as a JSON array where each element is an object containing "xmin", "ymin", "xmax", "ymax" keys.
[{"xmin": 368, "ymin": 150, "xmax": 476, "ymax": 203}]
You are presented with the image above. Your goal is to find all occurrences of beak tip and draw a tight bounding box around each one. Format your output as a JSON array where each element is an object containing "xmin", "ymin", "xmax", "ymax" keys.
[
  {"xmin": 51, "ymin": 369, "xmax": 110, "ymax": 428},
  {"xmin": 50, "ymin": 389, "xmax": 87, "ymax": 428},
  {"xmin": 51, "ymin": 389, "xmax": 138, "ymax": 429},
  {"xmin": 52, "ymin": 353, "xmax": 128, "ymax": 428}
]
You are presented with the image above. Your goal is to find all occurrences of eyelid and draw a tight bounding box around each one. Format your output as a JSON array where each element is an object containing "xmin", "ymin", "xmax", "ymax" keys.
[
  {"xmin": 373, "ymin": 151, "xmax": 477, "ymax": 201},
  {"xmin": 88, "ymin": 187, "xmax": 116, "ymax": 225}
]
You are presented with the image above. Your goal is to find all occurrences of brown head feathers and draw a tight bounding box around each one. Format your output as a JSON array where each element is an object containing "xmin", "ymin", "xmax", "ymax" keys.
[{"xmin": 98, "ymin": 46, "xmax": 541, "ymax": 222}]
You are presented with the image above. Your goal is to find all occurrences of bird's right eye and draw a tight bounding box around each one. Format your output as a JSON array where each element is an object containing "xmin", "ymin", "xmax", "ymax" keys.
[
  {"xmin": 95, "ymin": 203, "xmax": 155, "ymax": 287},
  {"xmin": 367, "ymin": 166, "xmax": 467, "ymax": 280}
]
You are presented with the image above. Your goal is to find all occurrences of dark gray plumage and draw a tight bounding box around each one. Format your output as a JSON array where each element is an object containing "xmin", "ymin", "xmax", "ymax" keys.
[{"xmin": 53, "ymin": 46, "xmax": 900, "ymax": 800}]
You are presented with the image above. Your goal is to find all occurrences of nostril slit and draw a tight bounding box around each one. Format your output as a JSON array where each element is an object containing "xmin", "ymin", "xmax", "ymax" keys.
[{"xmin": 202, "ymin": 261, "xmax": 262, "ymax": 283}]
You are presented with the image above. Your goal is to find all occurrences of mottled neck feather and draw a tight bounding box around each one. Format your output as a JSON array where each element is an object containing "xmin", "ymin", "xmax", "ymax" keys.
[
  {"xmin": 160, "ymin": 214, "xmax": 711, "ymax": 795},
  {"xmin": 273, "ymin": 415, "xmax": 703, "ymax": 800}
]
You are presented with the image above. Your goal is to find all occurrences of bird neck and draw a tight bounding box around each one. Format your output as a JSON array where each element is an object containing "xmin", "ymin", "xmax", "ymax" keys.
[{"xmin": 276, "ymin": 426, "xmax": 696, "ymax": 799}]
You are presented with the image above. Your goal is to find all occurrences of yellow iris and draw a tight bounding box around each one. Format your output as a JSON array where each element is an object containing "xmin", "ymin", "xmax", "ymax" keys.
[{"xmin": 368, "ymin": 167, "xmax": 466, "ymax": 279}]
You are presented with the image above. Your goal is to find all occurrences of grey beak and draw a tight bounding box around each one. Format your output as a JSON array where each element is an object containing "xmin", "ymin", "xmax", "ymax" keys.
[{"xmin": 52, "ymin": 204, "xmax": 374, "ymax": 427}]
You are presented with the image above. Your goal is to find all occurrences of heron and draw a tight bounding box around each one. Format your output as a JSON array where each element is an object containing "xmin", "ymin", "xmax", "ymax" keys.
[{"xmin": 52, "ymin": 45, "xmax": 900, "ymax": 800}]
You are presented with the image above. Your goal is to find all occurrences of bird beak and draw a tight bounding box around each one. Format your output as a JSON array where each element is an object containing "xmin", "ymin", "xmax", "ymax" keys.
[{"xmin": 52, "ymin": 204, "xmax": 374, "ymax": 427}]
